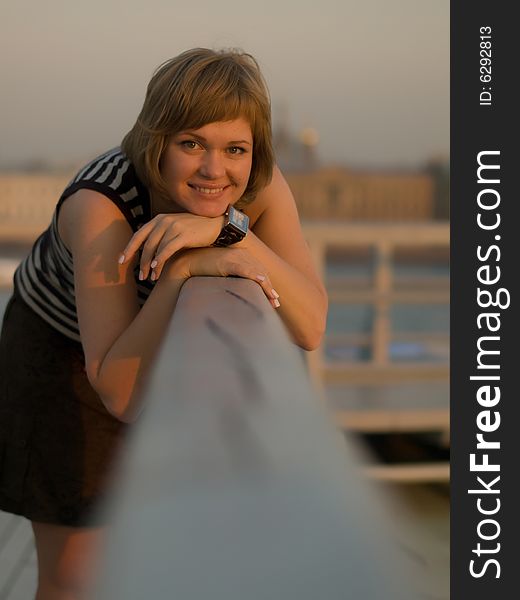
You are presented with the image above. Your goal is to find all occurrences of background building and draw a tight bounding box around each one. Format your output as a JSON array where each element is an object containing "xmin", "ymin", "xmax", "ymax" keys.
[{"xmin": 274, "ymin": 122, "xmax": 449, "ymax": 222}]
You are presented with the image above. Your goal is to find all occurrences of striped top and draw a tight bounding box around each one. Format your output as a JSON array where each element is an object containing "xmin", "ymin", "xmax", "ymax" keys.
[{"xmin": 14, "ymin": 148, "xmax": 155, "ymax": 342}]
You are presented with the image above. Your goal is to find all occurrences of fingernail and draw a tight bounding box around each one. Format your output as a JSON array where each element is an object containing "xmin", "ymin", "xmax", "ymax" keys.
[
  {"xmin": 271, "ymin": 289, "xmax": 279, "ymax": 299},
  {"xmin": 118, "ymin": 254, "xmax": 125, "ymax": 264},
  {"xmin": 139, "ymin": 270, "xmax": 144, "ymax": 281},
  {"xmin": 273, "ymin": 299, "xmax": 281, "ymax": 308},
  {"xmin": 256, "ymin": 275, "xmax": 266, "ymax": 281},
  {"xmin": 151, "ymin": 260, "xmax": 158, "ymax": 269},
  {"xmin": 150, "ymin": 270, "xmax": 156, "ymax": 281}
]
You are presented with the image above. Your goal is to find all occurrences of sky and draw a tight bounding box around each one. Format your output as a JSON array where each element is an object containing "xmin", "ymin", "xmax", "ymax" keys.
[{"xmin": 0, "ymin": 0, "xmax": 449, "ymax": 170}]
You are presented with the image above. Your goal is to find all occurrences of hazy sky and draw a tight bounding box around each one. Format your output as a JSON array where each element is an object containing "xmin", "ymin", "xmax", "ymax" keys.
[{"xmin": 0, "ymin": 0, "xmax": 449, "ymax": 169}]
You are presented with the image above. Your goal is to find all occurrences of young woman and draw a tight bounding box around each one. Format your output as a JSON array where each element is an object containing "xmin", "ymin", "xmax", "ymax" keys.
[{"xmin": 0, "ymin": 48, "xmax": 327, "ymax": 598}]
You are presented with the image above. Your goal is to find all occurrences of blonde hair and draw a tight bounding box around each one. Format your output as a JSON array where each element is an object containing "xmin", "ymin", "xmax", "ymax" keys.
[{"xmin": 122, "ymin": 48, "xmax": 274, "ymax": 208}]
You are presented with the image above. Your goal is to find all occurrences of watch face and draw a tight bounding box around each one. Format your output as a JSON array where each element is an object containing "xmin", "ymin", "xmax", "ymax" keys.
[{"xmin": 228, "ymin": 205, "xmax": 249, "ymax": 234}]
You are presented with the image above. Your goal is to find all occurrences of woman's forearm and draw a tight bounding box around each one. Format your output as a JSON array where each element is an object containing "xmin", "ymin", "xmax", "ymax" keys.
[
  {"xmin": 91, "ymin": 274, "xmax": 187, "ymax": 423},
  {"xmin": 237, "ymin": 231, "xmax": 328, "ymax": 350}
]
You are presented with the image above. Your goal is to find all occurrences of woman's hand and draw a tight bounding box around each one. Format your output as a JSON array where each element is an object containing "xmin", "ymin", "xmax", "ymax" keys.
[
  {"xmin": 165, "ymin": 247, "xmax": 281, "ymax": 309},
  {"xmin": 119, "ymin": 213, "xmax": 224, "ymax": 281}
]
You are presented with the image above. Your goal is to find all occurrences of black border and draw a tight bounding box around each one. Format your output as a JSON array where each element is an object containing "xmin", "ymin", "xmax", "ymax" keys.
[{"xmin": 451, "ymin": 3, "xmax": 516, "ymax": 597}]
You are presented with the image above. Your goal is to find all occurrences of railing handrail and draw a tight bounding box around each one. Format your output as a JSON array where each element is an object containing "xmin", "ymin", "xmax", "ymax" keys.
[
  {"xmin": 92, "ymin": 277, "xmax": 417, "ymax": 599},
  {"xmin": 303, "ymin": 220, "xmax": 449, "ymax": 244}
]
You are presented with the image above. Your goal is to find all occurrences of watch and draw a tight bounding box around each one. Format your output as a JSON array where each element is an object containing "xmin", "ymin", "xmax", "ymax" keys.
[{"xmin": 212, "ymin": 204, "xmax": 249, "ymax": 247}]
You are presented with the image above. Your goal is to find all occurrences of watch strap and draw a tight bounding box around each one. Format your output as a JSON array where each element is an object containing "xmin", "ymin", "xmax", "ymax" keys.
[
  {"xmin": 213, "ymin": 227, "xmax": 245, "ymax": 247},
  {"xmin": 212, "ymin": 205, "xmax": 249, "ymax": 247}
]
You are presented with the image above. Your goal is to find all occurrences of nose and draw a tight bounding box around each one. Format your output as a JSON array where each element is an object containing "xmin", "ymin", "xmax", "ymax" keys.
[{"xmin": 199, "ymin": 151, "xmax": 226, "ymax": 179}]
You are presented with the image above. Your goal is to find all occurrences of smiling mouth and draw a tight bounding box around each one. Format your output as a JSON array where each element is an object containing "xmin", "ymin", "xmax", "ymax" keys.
[{"xmin": 189, "ymin": 184, "xmax": 228, "ymax": 195}]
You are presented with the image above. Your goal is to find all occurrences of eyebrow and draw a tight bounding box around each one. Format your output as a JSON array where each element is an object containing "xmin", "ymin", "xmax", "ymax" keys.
[{"xmin": 179, "ymin": 132, "xmax": 252, "ymax": 145}]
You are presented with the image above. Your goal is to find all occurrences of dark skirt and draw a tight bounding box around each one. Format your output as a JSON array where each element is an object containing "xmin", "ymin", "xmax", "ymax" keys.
[{"xmin": 0, "ymin": 289, "xmax": 128, "ymax": 527}]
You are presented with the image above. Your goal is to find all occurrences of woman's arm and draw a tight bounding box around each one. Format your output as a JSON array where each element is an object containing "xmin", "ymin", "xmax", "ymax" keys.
[
  {"xmin": 236, "ymin": 166, "xmax": 328, "ymax": 351},
  {"xmin": 58, "ymin": 189, "xmax": 188, "ymax": 422}
]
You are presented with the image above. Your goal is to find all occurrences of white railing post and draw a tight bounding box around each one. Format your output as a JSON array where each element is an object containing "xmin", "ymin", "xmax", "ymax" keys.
[{"xmin": 372, "ymin": 240, "xmax": 393, "ymax": 365}]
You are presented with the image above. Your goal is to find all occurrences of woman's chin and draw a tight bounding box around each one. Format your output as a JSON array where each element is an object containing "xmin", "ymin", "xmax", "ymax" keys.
[
  {"xmin": 189, "ymin": 205, "xmax": 225, "ymax": 218},
  {"xmin": 187, "ymin": 197, "xmax": 233, "ymax": 218}
]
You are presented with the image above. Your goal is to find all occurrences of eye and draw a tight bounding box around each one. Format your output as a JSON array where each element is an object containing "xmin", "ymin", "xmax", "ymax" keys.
[
  {"xmin": 228, "ymin": 146, "xmax": 247, "ymax": 155},
  {"xmin": 180, "ymin": 140, "xmax": 200, "ymax": 150}
]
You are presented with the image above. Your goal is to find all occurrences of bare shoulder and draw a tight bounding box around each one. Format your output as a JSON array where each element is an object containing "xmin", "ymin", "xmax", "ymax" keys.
[
  {"xmin": 243, "ymin": 166, "xmax": 294, "ymax": 229},
  {"xmin": 247, "ymin": 165, "xmax": 302, "ymax": 245},
  {"xmin": 58, "ymin": 188, "xmax": 133, "ymax": 254}
]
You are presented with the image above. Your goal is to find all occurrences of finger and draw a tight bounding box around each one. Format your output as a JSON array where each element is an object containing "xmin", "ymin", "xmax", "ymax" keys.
[
  {"xmin": 254, "ymin": 274, "xmax": 281, "ymax": 308},
  {"xmin": 120, "ymin": 219, "xmax": 157, "ymax": 264},
  {"xmin": 140, "ymin": 229, "xmax": 169, "ymax": 280},
  {"xmin": 150, "ymin": 237, "xmax": 185, "ymax": 280},
  {"xmin": 220, "ymin": 253, "xmax": 280, "ymax": 308},
  {"xmin": 154, "ymin": 229, "xmax": 185, "ymax": 262}
]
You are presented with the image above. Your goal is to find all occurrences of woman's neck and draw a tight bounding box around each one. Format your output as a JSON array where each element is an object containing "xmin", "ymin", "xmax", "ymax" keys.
[{"xmin": 150, "ymin": 191, "xmax": 183, "ymax": 218}]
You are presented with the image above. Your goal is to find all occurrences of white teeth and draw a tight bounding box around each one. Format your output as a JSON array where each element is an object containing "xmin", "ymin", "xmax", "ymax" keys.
[{"xmin": 192, "ymin": 186, "xmax": 224, "ymax": 195}]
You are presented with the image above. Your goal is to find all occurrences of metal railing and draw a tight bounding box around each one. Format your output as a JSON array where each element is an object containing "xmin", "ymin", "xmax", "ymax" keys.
[
  {"xmin": 304, "ymin": 221, "xmax": 450, "ymax": 376},
  {"xmin": 92, "ymin": 277, "xmax": 418, "ymax": 599}
]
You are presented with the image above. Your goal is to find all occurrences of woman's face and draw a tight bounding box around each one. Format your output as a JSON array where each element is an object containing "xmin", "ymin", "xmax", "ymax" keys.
[{"xmin": 160, "ymin": 118, "xmax": 253, "ymax": 217}]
